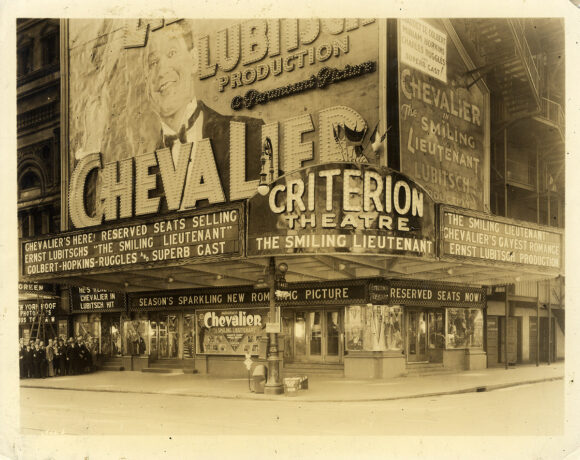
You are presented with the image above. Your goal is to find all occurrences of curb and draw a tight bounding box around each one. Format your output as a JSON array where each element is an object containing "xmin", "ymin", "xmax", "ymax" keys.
[{"xmin": 20, "ymin": 375, "xmax": 563, "ymax": 403}]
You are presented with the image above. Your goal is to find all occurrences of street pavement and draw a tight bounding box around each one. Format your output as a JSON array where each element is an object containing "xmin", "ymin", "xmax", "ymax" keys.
[{"xmin": 19, "ymin": 362, "xmax": 564, "ymax": 402}]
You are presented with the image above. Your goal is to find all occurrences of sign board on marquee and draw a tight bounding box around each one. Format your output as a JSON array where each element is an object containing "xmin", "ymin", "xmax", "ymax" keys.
[
  {"xmin": 21, "ymin": 204, "xmax": 243, "ymax": 278},
  {"xmin": 70, "ymin": 286, "xmax": 125, "ymax": 313},
  {"xmin": 247, "ymin": 162, "xmax": 436, "ymax": 258},
  {"xmin": 396, "ymin": 19, "xmax": 488, "ymax": 211},
  {"xmin": 129, "ymin": 279, "xmax": 367, "ymax": 310},
  {"xmin": 385, "ymin": 280, "xmax": 486, "ymax": 308},
  {"xmin": 440, "ymin": 206, "xmax": 563, "ymax": 271}
]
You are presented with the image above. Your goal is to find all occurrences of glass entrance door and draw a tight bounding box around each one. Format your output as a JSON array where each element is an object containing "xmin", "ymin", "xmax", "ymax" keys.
[
  {"xmin": 293, "ymin": 309, "xmax": 342, "ymax": 363},
  {"xmin": 150, "ymin": 314, "xmax": 179, "ymax": 360},
  {"xmin": 407, "ymin": 310, "xmax": 428, "ymax": 363}
]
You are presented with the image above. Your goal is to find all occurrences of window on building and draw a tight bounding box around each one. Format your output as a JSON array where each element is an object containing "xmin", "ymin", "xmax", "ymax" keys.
[
  {"xmin": 17, "ymin": 42, "xmax": 33, "ymax": 76},
  {"xmin": 19, "ymin": 212, "xmax": 29, "ymax": 238},
  {"xmin": 41, "ymin": 32, "xmax": 58, "ymax": 67},
  {"xmin": 446, "ymin": 308, "xmax": 484, "ymax": 349},
  {"xmin": 19, "ymin": 171, "xmax": 42, "ymax": 201},
  {"xmin": 345, "ymin": 304, "xmax": 403, "ymax": 352}
]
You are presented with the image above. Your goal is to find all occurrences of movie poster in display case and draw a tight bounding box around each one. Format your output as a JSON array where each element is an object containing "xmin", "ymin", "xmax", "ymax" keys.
[{"xmin": 196, "ymin": 309, "xmax": 268, "ymax": 355}]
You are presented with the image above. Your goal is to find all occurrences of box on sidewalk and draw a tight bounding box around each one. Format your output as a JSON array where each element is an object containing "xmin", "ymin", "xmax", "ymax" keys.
[{"xmin": 283, "ymin": 377, "xmax": 301, "ymax": 396}]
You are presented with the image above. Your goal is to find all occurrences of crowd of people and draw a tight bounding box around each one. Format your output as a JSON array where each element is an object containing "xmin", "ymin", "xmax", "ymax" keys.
[{"xmin": 19, "ymin": 336, "xmax": 98, "ymax": 379}]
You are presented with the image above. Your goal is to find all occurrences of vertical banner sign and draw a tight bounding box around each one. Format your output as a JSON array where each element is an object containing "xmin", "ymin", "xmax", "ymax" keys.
[{"xmin": 398, "ymin": 19, "xmax": 487, "ymax": 211}]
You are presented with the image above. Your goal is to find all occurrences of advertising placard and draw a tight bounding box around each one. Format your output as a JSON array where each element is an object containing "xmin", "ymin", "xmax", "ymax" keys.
[
  {"xmin": 129, "ymin": 279, "xmax": 367, "ymax": 310},
  {"xmin": 67, "ymin": 19, "xmax": 382, "ymax": 229},
  {"xmin": 22, "ymin": 204, "xmax": 243, "ymax": 278},
  {"xmin": 18, "ymin": 282, "xmax": 56, "ymax": 296},
  {"xmin": 387, "ymin": 280, "xmax": 486, "ymax": 307},
  {"xmin": 130, "ymin": 285, "xmax": 269, "ymax": 311},
  {"xmin": 19, "ymin": 300, "xmax": 59, "ymax": 325},
  {"xmin": 400, "ymin": 19, "xmax": 447, "ymax": 82},
  {"xmin": 440, "ymin": 206, "xmax": 563, "ymax": 270},
  {"xmin": 247, "ymin": 162, "xmax": 436, "ymax": 258},
  {"xmin": 196, "ymin": 308, "xmax": 268, "ymax": 355},
  {"xmin": 397, "ymin": 19, "xmax": 487, "ymax": 211},
  {"xmin": 70, "ymin": 286, "xmax": 125, "ymax": 313}
]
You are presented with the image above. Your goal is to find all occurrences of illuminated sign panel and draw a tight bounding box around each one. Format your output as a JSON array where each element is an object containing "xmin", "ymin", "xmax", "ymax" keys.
[
  {"xmin": 247, "ymin": 162, "xmax": 436, "ymax": 258},
  {"xmin": 22, "ymin": 204, "xmax": 243, "ymax": 278},
  {"xmin": 440, "ymin": 206, "xmax": 563, "ymax": 270},
  {"xmin": 397, "ymin": 19, "xmax": 487, "ymax": 211},
  {"xmin": 67, "ymin": 19, "xmax": 381, "ymax": 228},
  {"xmin": 70, "ymin": 287, "xmax": 125, "ymax": 313}
]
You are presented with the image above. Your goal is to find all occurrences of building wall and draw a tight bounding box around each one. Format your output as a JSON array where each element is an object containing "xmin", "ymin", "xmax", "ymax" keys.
[{"xmin": 488, "ymin": 299, "xmax": 564, "ymax": 364}]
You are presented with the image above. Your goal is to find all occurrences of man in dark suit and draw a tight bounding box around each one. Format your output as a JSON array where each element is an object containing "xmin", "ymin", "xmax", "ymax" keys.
[
  {"xmin": 66, "ymin": 338, "xmax": 77, "ymax": 375},
  {"xmin": 32, "ymin": 344, "xmax": 41, "ymax": 378},
  {"xmin": 58, "ymin": 339, "xmax": 67, "ymax": 376},
  {"xmin": 38, "ymin": 341, "xmax": 47, "ymax": 379},
  {"xmin": 144, "ymin": 22, "xmax": 263, "ymax": 207},
  {"xmin": 23, "ymin": 344, "xmax": 33, "ymax": 378}
]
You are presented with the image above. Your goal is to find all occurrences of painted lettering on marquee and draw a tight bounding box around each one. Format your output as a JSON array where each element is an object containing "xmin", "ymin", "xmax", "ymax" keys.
[
  {"xmin": 22, "ymin": 207, "xmax": 241, "ymax": 277},
  {"xmin": 442, "ymin": 210, "xmax": 562, "ymax": 269}
]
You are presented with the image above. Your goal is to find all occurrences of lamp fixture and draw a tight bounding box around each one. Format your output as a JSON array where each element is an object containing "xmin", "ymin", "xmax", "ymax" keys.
[
  {"xmin": 277, "ymin": 262, "xmax": 288, "ymax": 274},
  {"xmin": 123, "ymin": 281, "xmax": 129, "ymax": 288},
  {"xmin": 167, "ymin": 276, "xmax": 174, "ymax": 283},
  {"xmin": 338, "ymin": 263, "xmax": 346, "ymax": 271},
  {"xmin": 257, "ymin": 137, "xmax": 274, "ymax": 196},
  {"xmin": 216, "ymin": 274, "xmax": 224, "ymax": 280}
]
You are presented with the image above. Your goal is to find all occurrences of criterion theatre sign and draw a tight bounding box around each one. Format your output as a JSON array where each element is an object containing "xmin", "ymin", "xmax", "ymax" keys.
[{"xmin": 247, "ymin": 162, "xmax": 436, "ymax": 257}]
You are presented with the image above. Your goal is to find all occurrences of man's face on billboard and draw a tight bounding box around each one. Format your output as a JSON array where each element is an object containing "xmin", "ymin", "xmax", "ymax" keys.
[{"xmin": 146, "ymin": 25, "xmax": 195, "ymax": 122}]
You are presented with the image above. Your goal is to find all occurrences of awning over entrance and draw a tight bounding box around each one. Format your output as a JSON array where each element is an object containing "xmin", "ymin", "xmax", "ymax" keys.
[{"xmin": 24, "ymin": 253, "xmax": 561, "ymax": 293}]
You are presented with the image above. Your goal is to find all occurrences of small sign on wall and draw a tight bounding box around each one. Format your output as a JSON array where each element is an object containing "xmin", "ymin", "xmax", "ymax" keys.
[
  {"xmin": 400, "ymin": 19, "xmax": 447, "ymax": 82},
  {"xmin": 266, "ymin": 322, "xmax": 281, "ymax": 333}
]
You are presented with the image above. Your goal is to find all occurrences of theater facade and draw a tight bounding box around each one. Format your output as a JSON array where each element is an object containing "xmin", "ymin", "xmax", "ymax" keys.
[{"xmin": 18, "ymin": 18, "xmax": 565, "ymax": 378}]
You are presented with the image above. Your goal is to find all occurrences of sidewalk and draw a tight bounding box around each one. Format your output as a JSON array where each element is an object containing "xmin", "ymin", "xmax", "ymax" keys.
[{"xmin": 19, "ymin": 362, "xmax": 564, "ymax": 402}]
